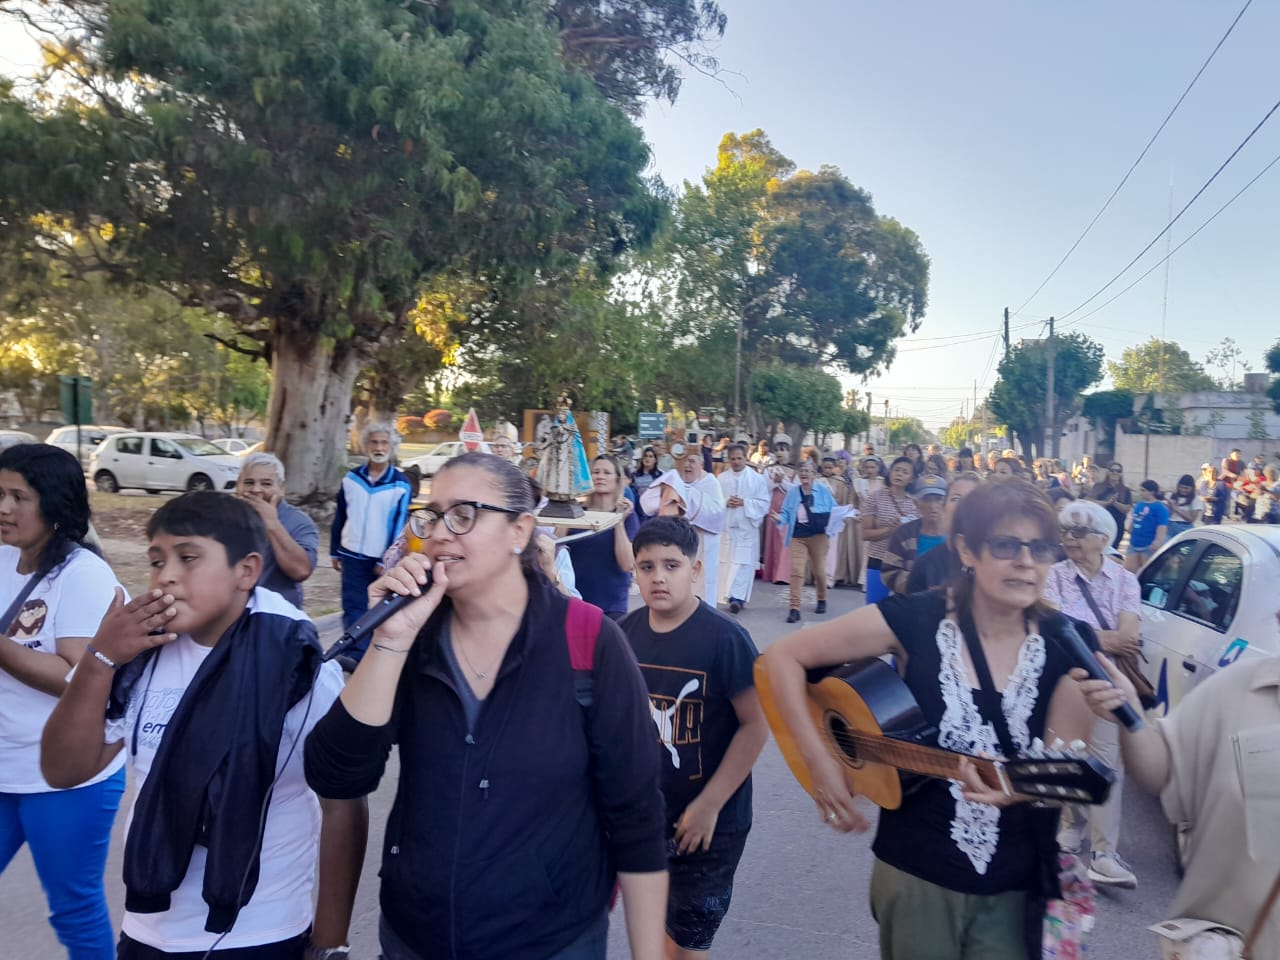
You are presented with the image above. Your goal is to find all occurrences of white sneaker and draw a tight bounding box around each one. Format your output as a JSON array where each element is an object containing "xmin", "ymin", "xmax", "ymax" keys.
[
  {"xmin": 1056, "ymin": 824, "xmax": 1083, "ymax": 855},
  {"xmin": 1087, "ymin": 852, "xmax": 1137, "ymax": 889}
]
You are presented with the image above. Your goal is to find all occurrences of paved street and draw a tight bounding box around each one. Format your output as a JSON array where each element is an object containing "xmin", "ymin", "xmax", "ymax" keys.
[{"xmin": 4, "ymin": 581, "xmax": 1181, "ymax": 958}]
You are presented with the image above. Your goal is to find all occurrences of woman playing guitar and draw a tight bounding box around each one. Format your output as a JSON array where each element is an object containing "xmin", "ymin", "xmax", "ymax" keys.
[{"xmin": 761, "ymin": 479, "xmax": 1096, "ymax": 960}]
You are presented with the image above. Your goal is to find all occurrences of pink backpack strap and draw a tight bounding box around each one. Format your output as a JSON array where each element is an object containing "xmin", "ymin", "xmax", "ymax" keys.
[
  {"xmin": 565, "ymin": 598, "xmax": 602, "ymax": 671},
  {"xmin": 565, "ymin": 598, "xmax": 603, "ymax": 707}
]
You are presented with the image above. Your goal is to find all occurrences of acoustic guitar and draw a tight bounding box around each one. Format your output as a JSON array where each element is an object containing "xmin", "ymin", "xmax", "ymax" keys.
[{"xmin": 754, "ymin": 656, "xmax": 1114, "ymax": 810}]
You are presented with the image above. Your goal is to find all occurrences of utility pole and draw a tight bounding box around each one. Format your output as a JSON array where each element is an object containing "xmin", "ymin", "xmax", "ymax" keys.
[
  {"xmin": 1003, "ymin": 307, "xmax": 1010, "ymax": 355},
  {"xmin": 733, "ymin": 315, "xmax": 743, "ymax": 420},
  {"xmin": 973, "ymin": 378, "xmax": 978, "ymax": 449},
  {"xmin": 864, "ymin": 392, "xmax": 872, "ymax": 444},
  {"xmin": 1045, "ymin": 316, "xmax": 1056, "ymax": 460}
]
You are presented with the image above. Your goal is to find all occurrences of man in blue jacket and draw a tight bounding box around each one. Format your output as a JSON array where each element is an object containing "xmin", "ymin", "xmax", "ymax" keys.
[{"xmin": 331, "ymin": 422, "xmax": 412, "ymax": 661}]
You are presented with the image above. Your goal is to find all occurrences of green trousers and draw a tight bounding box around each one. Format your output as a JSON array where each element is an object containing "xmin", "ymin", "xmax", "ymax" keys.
[{"xmin": 869, "ymin": 858, "xmax": 1028, "ymax": 960}]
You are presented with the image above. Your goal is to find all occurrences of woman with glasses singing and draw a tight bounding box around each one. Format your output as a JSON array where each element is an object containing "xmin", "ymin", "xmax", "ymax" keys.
[
  {"xmin": 761, "ymin": 480, "xmax": 1095, "ymax": 960},
  {"xmin": 1042, "ymin": 499, "xmax": 1142, "ymax": 891},
  {"xmin": 305, "ymin": 452, "xmax": 668, "ymax": 960}
]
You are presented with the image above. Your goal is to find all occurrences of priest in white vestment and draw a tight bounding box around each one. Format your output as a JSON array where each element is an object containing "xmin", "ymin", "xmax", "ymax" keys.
[{"xmin": 716, "ymin": 443, "xmax": 769, "ymax": 611}]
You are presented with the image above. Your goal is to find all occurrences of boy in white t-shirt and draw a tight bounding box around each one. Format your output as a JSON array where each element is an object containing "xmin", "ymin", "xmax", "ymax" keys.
[{"xmin": 42, "ymin": 493, "xmax": 365, "ymax": 960}]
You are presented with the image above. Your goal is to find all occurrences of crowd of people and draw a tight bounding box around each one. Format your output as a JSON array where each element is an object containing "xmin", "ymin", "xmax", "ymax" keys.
[{"xmin": 2, "ymin": 428, "xmax": 1278, "ymax": 960}]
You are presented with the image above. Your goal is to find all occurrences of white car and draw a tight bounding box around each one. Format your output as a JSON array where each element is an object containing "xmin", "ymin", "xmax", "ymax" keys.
[
  {"xmin": 1137, "ymin": 524, "xmax": 1280, "ymax": 717},
  {"xmin": 401, "ymin": 440, "xmax": 490, "ymax": 478},
  {"xmin": 212, "ymin": 437, "xmax": 253, "ymax": 454},
  {"xmin": 90, "ymin": 432, "xmax": 243, "ymax": 494},
  {"xmin": 45, "ymin": 425, "xmax": 129, "ymax": 467}
]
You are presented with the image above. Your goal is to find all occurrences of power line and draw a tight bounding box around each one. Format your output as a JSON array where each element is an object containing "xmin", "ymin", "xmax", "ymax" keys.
[
  {"xmin": 1011, "ymin": 0, "xmax": 1254, "ymax": 314},
  {"xmin": 1055, "ymin": 92, "xmax": 1280, "ymax": 323},
  {"xmin": 1060, "ymin": 145, "xmax": 1280, "ymax": 328}
]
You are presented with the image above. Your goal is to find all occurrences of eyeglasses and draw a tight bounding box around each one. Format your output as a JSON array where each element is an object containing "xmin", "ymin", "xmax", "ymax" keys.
[
  {"xmin": 984, "ymin": 535, "xmax": 1058, "ymax": 563},
  {"xmin": 1109, "ymin": 467, "xmax": 1124, "ymax": 474},
  {"xmin": 1059, "ymin": 524, "xmax": 1103, "ymax": 540},
  {"xmin": 408, "ymin": 501, "xmax": 523, "ymax": 537}
]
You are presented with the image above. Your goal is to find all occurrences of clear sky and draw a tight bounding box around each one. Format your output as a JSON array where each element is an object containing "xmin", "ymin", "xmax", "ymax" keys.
[
  {"xmin": 641, "ymin": 0, "xmax": 1280, "ymax": 428},
  {"xmin": 4, "ymin": 3, "xmax": 1278, "ymax": 430}
]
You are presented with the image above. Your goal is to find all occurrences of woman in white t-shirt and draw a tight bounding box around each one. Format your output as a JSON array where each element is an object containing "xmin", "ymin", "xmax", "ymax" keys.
[{"xmin": 0, "ymin": 443, "xmax": 124, "ymax": 960}]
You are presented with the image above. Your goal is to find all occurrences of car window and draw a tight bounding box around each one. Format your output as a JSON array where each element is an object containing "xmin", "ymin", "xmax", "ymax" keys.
[
  {"xmin": 151, "ymin": 438, "xmax": 182, "ymax": 459},
  {"xmin": 175, "ymin": 437, "xmax": 225, "ymax": 456},
  {"xmin": 1139, "ymin": 539, "xmax": 1198, "ymax": 610},
  {"xmin": 1174, "ymin": 544, "xmax": 1243, "ymax": 633},
  {"xmin": 116, "ymin": 437, "xmax": 143, "ymax": 455}
]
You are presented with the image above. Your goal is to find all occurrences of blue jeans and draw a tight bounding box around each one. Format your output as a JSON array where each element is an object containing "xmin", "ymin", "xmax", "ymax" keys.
[
  {"xmin": 338, "ymin": 555, "xmax": 381, "ymax": 656},
  {"xmin": 0, "ymin": 767, "xmax": 126, "ymax": 960},
  {"xmin": 379, "ymin": 911, "xmax": 608, "ymax": 960},
  {"xmin": 865, "ymin": 566, "xmax": 889, "ymax": 605}
]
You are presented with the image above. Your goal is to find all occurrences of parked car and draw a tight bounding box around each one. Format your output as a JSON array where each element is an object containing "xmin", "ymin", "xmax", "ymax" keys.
[
  {"xmin": 90, "ymin": 432, "xmax": 243, "ymax": 494},
  {"xmin": 212, "ymin": 437, "xmax": 253, "ymax": 455},
  {"xmin": 45, "ymin": 425, "xmax": 129, "ymax": 467},
  {"xmin": 0, "ymin": 430, "xmax": 38, "ymax": 450},
  {"xmin": 400, "ymin": 440, "xmax": 490, "ymax": 478},
  {"xmin": 1137, "ymin": 524, "xmax": 1280, "ymax": 717}
]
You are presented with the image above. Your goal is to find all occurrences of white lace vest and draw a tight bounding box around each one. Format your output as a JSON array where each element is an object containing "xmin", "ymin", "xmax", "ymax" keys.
[{"xmin": 933, "ymin": 616, "xmax": 1046, "ymax": 875}]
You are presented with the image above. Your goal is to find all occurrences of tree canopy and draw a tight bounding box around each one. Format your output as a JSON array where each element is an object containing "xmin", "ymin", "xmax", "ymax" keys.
[
  {"xmin": 988, "ymin": 332, "xmax": 1104, "ymax": 458},
  {"xmin": 1106, "ymin": 338, "xmax": 1216, "ymax": 393},
  {"xmin": 649, "ymin": 130, "xmax": 929, "ymax": 429},
  {"xmin": 747, "ymin": 362, "xmax": 844, "ymax": 450},
  {"xmin": 0, "ymin": 0, "xmax": 712, "ymax": 497}
]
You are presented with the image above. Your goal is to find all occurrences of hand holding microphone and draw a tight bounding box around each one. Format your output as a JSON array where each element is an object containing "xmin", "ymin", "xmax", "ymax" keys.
[
  {"xmin": 1060, "ymin": 619, "xmax": 1146, "ymax": 732},
  {"xmin": 324, "ymin": 553, "xmax": 445, "ymax": 662}
]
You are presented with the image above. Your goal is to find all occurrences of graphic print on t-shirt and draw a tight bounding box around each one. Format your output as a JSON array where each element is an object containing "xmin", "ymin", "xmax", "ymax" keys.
[
  {"xmin": 646, "ymin": 665, "xmax": 705, "ymax": 780},
  {"xmin": 11, "ymin": 599, "xmax": 49, "ymax": 646}
]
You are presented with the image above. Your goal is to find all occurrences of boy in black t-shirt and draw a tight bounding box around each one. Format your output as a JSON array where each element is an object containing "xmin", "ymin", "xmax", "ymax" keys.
[{"xmin": 621, "ymin": 517, "xmax": 768, "ymax": 958}]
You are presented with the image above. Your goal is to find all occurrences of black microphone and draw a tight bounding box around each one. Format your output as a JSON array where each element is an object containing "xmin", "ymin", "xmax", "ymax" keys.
[
  {"xmin": 323, "ymin": 570, "xmax": 434, "ymax": 663},
  {"xmin": 1057, "ymin": 618, "xmax": 1145, "ymax": 732}
]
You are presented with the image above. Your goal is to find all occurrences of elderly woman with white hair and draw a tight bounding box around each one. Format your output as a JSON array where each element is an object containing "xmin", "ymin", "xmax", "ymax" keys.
[
  {"xmin": 1042, "ymin": 498, "xmax": 1143, "ymax": 891},
  {"xmin": 331, "ymin": 422, "xmax": 414, "ymax": 661},
  {"xmin": 235, "ymin": 451, "xmax": 319, "ymax": 608}
]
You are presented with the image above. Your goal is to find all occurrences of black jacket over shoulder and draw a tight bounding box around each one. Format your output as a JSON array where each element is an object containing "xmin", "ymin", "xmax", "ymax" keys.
[{"xmin": 304, "ymin": 575, "xmax": 666, "ymax": 960}]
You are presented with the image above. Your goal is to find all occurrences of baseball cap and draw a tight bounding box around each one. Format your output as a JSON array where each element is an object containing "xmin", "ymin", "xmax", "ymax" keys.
[{"xmin": 914, "ymin": 474, "xmax": 948, "ymax": 498}]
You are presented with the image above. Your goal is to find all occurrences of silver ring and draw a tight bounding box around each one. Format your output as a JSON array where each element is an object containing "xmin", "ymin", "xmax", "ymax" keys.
[{"xmin": 827, "ymin": 811, "xmax": 837, "ymax": 823}]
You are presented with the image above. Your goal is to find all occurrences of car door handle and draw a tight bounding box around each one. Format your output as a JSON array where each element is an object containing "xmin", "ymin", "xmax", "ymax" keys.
[{"xmin": 1182, "ymin": 659, "xmax": 1198, "ymax": 673}]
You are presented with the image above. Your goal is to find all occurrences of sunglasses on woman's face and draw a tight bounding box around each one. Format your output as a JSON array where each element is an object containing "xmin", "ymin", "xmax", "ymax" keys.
[
  {"xmin": 984, "ymin": 535, "xmax": 1058, "ymax": 563},
  {"xmin": 1059, "ymin": 524, "xmax": 1103, "ymax": 540}
]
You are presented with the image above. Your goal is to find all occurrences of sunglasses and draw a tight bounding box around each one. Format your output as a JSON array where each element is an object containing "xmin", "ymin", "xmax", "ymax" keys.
[
  {"xmin": 984, "ymin": 535, "xmax": 1058, "ymax": 563},
  {"xmin": 408, "ymin": 501, "xmax": 523, "ymax": 537},
  {"xmin": 1060, "ymin": 524, "xmax": 1103, "ymax": 540}
]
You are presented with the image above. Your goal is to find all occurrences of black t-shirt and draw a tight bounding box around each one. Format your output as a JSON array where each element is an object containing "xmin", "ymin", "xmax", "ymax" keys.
[
  {"xmin": 904, "ymin": 542, "xmax": 958, "ymax": 594},
  {"xmin": 619, "ymin": 601, "xmax": 759, "ymax": 832},
  {"xmin": 871, "ymin": 592, "xmax": 1089, "ymax": 896},
  {"xmin": 1088, "ymin": 481, "xmax": 1131, "ymax": 514}
]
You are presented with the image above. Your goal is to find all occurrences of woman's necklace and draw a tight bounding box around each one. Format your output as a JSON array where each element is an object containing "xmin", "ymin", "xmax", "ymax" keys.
[{"xmin": 456, "ymin": 639, "xmax": 503, "ymax": 681}]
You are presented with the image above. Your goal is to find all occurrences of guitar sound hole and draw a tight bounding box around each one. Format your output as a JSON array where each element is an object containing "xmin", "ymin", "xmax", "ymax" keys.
[{"xmin": 825, "ymin": 714, "xmax": 865, "ymax": 769}]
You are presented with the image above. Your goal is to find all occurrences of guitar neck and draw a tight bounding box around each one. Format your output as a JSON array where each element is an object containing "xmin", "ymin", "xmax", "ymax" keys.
[{"xmin": 835, "ymin": 729, "xmax": 1006, "ymax": 791}]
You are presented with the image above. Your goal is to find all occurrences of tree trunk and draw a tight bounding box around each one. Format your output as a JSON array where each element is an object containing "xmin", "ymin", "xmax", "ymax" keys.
[
  {"xmin": 265, "ymin": 331, "xmax": 366, "ymax": 504},
  {"xmin": 785, "ymin": 421, "xmax": 805, "ymax": 454}
]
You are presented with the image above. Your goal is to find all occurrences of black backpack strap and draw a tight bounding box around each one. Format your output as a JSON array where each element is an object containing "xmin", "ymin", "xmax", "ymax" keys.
[
  {"xmin": 1, "ymin": 568, "xmax": 47, "ymax": 636},
  {"xmin": 957, "ymin": 608, "xmax": 1019, "ymax": 760},
  {"xmin": 1073, "ymin": 574, "xmax": 1112, "ymax": 632}
]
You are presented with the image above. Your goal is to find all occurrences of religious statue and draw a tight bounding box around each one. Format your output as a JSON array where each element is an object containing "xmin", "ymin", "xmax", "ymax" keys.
[{"xmin": 537, "ymin": 396, "xmax": 592, "ymax": 518}]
